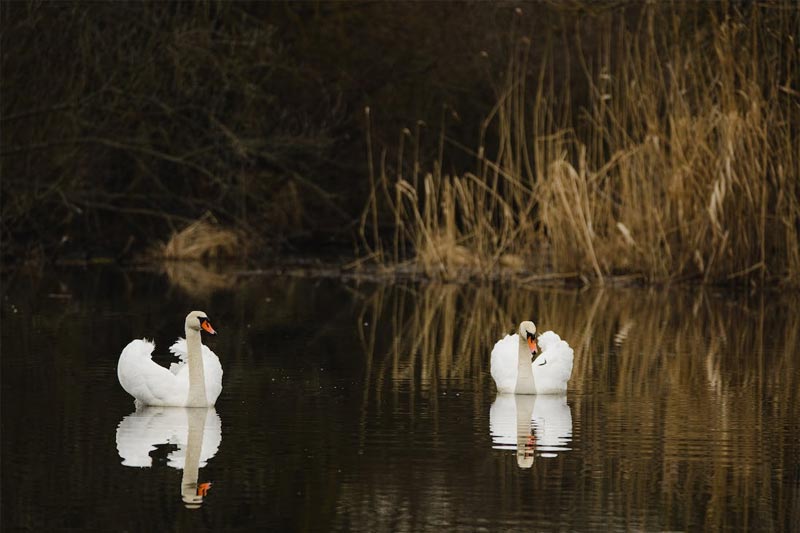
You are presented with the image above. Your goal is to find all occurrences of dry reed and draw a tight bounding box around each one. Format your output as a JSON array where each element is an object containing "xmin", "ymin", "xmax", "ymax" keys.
[
  {"xmin": 537, "ymin": 4, "xmax": 800, "ymax": 285},
  {"xmin": 359, "ymin": 2, "xmax": 800, "ymax": 285},
  {"xmin": 155, "ymin": 215, "xmax": 244, "ymax": 260}
]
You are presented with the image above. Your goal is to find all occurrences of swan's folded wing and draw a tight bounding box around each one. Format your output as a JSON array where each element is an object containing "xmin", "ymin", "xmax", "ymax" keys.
[
  {"xmin": 168, "ymin": 338, "xmax": 218, "ymax": 375},
  {"xmin": 491, "ymin": 334, "xmax": 519, "ymax": 393},
  {"xmin": 118, "ymin": 339, "xmax": 181, "ymax": 405},
  {"xmin": 201, "ymin": 349, "xmax": 223, "ymax": 405},
  {"xmin": 535, "ymin": 331, "xmax": 574, "ymax": 383},
  {"xmin": 168, "ymin": 338, "xmax": 189, "ymax": 374}
]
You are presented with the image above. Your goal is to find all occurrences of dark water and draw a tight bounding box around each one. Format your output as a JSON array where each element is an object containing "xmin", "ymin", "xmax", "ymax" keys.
[{"xmin": 2, "ymin": 265, "xmax": 798, "ymax": 532}]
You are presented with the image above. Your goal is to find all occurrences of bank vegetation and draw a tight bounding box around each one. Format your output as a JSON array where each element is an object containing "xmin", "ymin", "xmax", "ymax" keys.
[
  {"xmin": 2, "ymin": 2, "xmax": 798, "ymax": 285},
  {"xmin": 358, "ymin": 2, "xmax": 800, "ymax": 285}
]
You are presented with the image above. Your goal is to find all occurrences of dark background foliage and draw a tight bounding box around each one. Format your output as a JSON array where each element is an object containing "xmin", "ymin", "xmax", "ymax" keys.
[
  {"xmin": 0, "ymin": 1, "xmax": 612, "ymax": 263},
  {"xmin": 3, "ymin": 1, "xmax": 785, "ymax": 267}
]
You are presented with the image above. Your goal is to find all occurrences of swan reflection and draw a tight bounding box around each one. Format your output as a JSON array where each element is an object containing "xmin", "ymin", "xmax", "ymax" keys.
[
  {"xmin": 116, "ymin": 406, "xmax": 221, "ymax": 508},
  {"xmin": 489, "ymin": 394, "xmax": 572, "ymax": 468}
]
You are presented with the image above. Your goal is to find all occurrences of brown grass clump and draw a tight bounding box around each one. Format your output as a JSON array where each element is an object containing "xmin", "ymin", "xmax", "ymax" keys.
[
  {"xmin": 359, "ymin": 120, "xmax": 540, "ymax": 280},
  {"xmin": 416, "ymin": 231, "xmax": 477, "ymax": 279},
  {"xmin": 156, "ymin": 216, "xmax": 244, "ymax": 260},
  {"xmin": 359, "ymin": 3, "xmax": 799, "ymax": 285},
  {"xmin": 535, "ymin": 4, "xmax": 800, "ymax": 284}
]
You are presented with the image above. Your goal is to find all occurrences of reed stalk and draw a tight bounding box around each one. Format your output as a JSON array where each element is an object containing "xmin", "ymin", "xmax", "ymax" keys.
[{"xmin": 359, "ymin": 2, "xmax": 799, "ymax": 285}]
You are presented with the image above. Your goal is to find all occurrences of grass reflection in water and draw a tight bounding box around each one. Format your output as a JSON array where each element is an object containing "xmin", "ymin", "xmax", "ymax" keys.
[
  {"xmin": 2, "ymin": 270, "xmax": 797, "ymax": 531},
  {"xmin": 355, "ymin": 281, "xmax": 799, "ymax": 531}
]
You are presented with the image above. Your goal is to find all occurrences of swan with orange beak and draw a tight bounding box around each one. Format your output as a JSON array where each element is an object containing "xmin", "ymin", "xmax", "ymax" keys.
[
  {"xmin": 490, "ymin": 320, "xmax": 573, "ymax": 395},
  {"xmin": 118, "ymin": 311, "xmax": 223, "ymax": 407}
]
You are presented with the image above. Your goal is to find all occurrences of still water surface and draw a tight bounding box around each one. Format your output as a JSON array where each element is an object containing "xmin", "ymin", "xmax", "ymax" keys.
[{"xmin": 2, "ymin": 266, "xmax": 798, "ymax": 531}]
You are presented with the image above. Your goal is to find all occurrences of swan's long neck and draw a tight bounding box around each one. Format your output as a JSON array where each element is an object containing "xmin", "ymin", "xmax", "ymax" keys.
[
  {"xmin": 186, "ymin": 328, "xmax": 208, "ymax": 407},
  {"xmin": 515, "ymin": 334, "xmax": 536, "ymax": 394}
]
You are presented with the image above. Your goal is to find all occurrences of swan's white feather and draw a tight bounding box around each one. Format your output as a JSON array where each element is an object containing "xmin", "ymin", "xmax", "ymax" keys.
[
  {"xmin": 490, "ymin": 329, "xmax": 574, "ymax": 394},
  {"xmin": 117, "ymin": 338, "xmax": 223, "ymax": 407},
  {"xmin": 118, "ymin": 340, "xmax": 187, "ymax": 406},
  {"xmin": 490, "ymin": 334, "xmax": 520, "ymax": 394},
  {"xmin": 531, "ymin": 331, "xmax": 574, "ymax": 393}
]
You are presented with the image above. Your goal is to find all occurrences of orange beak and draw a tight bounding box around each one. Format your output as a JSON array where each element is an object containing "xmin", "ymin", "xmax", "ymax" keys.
[
  {"xmin": 201, "ymin": 320, "xmax": 217, "ymax": 335},
  {"xmin": 527, "ymin": 336, "xmax": 538, "ymax": 355},
  {"xmin": 197, "ymin": 482, "xmax": 212, "ymax": 496}
]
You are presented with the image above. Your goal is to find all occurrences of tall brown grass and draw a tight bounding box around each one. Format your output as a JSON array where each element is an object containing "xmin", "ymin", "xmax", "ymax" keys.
[{"xmin": 359, "ymin": 3, "xmax": 800, "ymax": 285}]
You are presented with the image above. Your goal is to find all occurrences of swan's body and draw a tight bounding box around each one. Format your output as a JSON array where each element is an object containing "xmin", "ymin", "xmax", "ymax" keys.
[
  {"xmin": 490, "ymin": 321, "xmax": 573, "ymax": 394},
  {"xmin": 118, "ymin": 311, "xmax": 222, "ymax": 407}
]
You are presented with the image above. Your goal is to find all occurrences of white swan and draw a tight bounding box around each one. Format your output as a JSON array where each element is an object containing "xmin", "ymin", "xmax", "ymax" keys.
[
  {"xmin": 490, "ymin": 320, "xmax": 573, "ymax": 394},
  {"xmin": 118, "ymin": 311, "xmax": 222, "ymax": 407},
  {"xmin": 489, "ymin": 393, "xmax": 572, "ymax": 468}
]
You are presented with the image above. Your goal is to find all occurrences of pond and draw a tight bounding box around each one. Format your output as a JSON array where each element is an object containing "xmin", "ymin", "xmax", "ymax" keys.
[{"xmin": 2, "ymin": 265, "xmax": 798, "ymax": 531}]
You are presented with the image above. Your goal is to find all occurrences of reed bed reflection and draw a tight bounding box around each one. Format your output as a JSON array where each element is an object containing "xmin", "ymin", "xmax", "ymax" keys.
[
  {"xmin": 159, "ymin": 260, "xmax": 237, "ymax": 297},
  {"xmin": 357, "ymin": 282, "xmax": 799, "ymax": 530}
]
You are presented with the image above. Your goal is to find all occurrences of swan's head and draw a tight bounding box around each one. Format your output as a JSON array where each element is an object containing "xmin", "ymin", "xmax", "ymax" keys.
[
  {"xmin": 518, "ymin": 321, "xmax": 538, "ymax": 355},
  {"xmin": 186, "ymin": 311, "xmax": 217, "ymax": 336}
]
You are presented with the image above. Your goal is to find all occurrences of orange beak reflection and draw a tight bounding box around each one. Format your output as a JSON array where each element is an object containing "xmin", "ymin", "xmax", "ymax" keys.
[
  {"xmin": 527, "ymin": 336, "xmax": 538, "ymax": 355},
  {"xmin": 197, "ymin": 482, "xmax": 212, "ymax": 496},
  {"xmin": 201, "ymin": 320, "xmax": 217, "ymax": 335}
]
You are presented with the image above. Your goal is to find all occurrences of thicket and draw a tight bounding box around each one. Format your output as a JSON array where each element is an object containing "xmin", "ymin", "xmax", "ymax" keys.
[
  {"xmin": 359, "ymin": 2, "xmax": 800, "ymax": 285},
  {"xmin": 2, "ymin": 2, "xmax": 798, "ymax": 285},
  {"xmin": 1, "ymin": 2, "xmax": 525, "ymax": 262}
]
